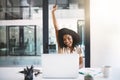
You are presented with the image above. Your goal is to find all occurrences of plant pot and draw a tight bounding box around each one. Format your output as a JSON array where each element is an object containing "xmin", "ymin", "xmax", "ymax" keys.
[{"xmin": 84, "ymin": 74, "xmax": 94, "ymax": 80}]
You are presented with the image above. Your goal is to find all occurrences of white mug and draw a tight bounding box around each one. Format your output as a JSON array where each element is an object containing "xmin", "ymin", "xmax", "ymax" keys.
[{"xmin": 102, "ymin": 66, "xmax": 111, "ymax": 78}]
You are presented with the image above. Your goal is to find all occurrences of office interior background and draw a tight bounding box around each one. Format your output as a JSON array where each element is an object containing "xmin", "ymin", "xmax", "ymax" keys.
[
  {"xmin": 0, "ymin": 0, "xmax": 120, "ymax": 78},
  {"xmin": 0, "ymin": 0, "xmax": 90, "ymax": 67},
  {"xmin": 0, "ymin": 0, "xmax": 120, "ymax": 79}
]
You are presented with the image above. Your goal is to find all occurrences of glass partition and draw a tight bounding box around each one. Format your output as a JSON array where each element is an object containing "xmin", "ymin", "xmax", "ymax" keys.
[
  {"xmin": 0, "ymin": 24, "xmax": 42, "ymax": 66},
  {"xmin": 7, "ymin": 26, "xmax": 37, "ymax": 56}
]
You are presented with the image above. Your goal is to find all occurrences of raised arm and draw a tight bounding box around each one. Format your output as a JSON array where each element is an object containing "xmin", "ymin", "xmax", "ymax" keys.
[{"xmin": 52, "ymin": 5, "xmax": 60, "ymax": 48}]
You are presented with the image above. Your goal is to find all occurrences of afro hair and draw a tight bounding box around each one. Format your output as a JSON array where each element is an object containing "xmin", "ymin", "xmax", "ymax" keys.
[{"xmin": 58, "ymin": 28, "xmax": 80, "ymax": 48}]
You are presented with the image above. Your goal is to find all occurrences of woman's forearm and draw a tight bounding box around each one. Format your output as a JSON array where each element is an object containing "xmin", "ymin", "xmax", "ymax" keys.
[
  {"xmin": 52, "ymin": 5, "xmax": 60, "ymax": 48},
  {"xmin": 52, "ymin": 11, "xmax": 58, "ymax": 31},
  {"xmin": 79, "ymin": 56, "xmax": 83, "ymax": 68}
]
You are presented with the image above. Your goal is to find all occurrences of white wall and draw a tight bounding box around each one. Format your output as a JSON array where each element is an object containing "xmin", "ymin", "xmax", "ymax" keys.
[{"xmin": 91, "ymin": 0, "xmax": 120, "ymax": 68}]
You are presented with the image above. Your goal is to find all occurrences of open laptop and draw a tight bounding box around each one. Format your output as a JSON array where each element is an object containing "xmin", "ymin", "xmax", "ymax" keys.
[{"xmin": 41, "ymin": 53, "xmax": 79, "ymax": 79}]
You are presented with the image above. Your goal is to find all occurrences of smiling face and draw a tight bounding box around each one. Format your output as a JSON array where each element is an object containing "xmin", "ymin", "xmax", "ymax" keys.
[{"xmin": 63, "ymin": 34, "xmax": 73, "ymax": 48}]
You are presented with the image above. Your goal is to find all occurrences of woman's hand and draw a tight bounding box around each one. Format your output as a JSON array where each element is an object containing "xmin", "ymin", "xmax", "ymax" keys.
[{"xmin": 52, "ymin": 5, "xmax": 57, "ymax": 12}]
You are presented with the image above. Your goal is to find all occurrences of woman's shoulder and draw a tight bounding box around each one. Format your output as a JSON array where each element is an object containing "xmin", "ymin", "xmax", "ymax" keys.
[
  {"xmin": 75, "ymin": 45, "xmax": 81, "ymax": 49},
  {"xmin": 74, "ymin": 45, "xmax": 83, "ymax": 54},
  {"xmin": 75, "ymin": 45, "xmax": 85, "ymax": 57}
]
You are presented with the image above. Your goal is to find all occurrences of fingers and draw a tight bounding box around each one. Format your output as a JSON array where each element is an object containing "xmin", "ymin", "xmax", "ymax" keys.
[
  {"xmin": 53, "ymin": 5, "xmax": 56, "ymax": 8},
  {"xmin": 52, "ymin": 5, "xmax": 57, "ymax": 12},
  {"xmin": 53, "ymin": 5, "xmax": 57, "ymax": 10}
]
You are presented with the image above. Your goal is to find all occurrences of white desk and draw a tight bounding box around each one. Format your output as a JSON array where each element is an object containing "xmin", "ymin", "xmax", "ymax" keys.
[{"xmin": 0, "ymin": 67, "xmax": 119, "ymax": 80}]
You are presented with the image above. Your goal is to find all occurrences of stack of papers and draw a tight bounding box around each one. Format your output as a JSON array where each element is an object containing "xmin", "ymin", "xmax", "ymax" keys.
[{"xmin": 79, "ymin": 68, "xmax": 102, "ymax": 77}]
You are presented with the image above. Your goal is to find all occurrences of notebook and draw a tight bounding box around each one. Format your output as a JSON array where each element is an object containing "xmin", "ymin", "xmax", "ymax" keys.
[{"xmin": 41, "ymin": 53, "xmax": 79, "ymax": 79}]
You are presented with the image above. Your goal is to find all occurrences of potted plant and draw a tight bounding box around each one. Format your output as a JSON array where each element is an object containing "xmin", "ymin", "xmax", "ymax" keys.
[{"xmin": 84, "ymin": 74, "xmax": 94, "ymax": 80}]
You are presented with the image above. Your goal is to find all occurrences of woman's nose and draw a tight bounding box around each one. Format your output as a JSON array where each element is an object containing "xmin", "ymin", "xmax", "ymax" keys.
[{"xmin": 64, "ymin": 39, "xmax": 69, "ymax": 43}]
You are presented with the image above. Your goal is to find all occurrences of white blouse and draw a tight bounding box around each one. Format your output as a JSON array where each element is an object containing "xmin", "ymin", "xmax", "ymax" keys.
[{"xmin": 58, "ymin": 45, "xmax": 83, "ymax": 57}]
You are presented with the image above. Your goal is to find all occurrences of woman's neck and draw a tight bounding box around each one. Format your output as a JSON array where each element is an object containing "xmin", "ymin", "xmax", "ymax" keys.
[{"xmin": 69, "ymin": 47, "xmax": 74, "ymax": 53}]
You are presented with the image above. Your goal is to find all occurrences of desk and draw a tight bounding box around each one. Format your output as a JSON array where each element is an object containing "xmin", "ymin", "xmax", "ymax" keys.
[{"xmin": 0, "ymin": 67, "xmax": 119, "ymax": 80}]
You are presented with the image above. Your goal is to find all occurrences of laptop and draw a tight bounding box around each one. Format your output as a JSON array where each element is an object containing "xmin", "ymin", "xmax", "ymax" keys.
[{"xmin": 41, "ymin": 53, "xmax": 79, "ymax": 79}]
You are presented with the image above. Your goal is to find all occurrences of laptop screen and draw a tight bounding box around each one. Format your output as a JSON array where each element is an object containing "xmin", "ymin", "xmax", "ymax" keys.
[{"xmin": 41, "ymin": 53, "xmax": 79, "ymax": 79}]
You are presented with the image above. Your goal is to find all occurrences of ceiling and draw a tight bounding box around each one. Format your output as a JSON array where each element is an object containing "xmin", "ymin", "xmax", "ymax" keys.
[{"xmin": 6, "ymin": 0, "xmax": 84, "ymax": 8}]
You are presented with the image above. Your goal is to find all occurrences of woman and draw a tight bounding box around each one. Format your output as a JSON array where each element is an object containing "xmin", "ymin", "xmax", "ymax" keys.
[{"xmin": 52, "ymin": 5, "xmax": 83, "ymax": 68}]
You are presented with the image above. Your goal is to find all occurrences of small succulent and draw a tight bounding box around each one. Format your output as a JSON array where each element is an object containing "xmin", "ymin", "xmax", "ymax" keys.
[
  {"xmin": 84, "ymin": 74, "xmax": 94, "ymax": 80},
  {"xmin": 19, "ymin": 65, "xmax": 40, "ymax": 80}
]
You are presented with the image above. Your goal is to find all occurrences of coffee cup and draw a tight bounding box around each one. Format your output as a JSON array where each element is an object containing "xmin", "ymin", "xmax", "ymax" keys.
[{"xmin": 102, "ymin": 66, "xmax": 111, "ymax": 78}]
